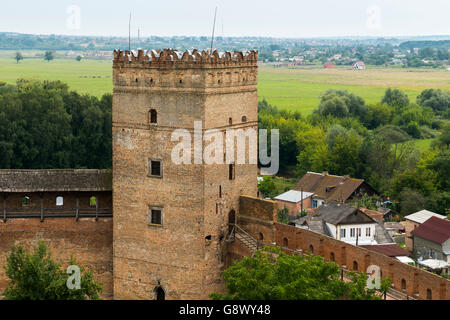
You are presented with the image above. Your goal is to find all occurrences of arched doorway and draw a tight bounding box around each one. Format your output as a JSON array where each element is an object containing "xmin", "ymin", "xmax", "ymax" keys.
[
  {"xmin": 258, "ymin": 233, "xmax": 264, "ymax": 241},
  {"xmin": 426, "ymin": 289, "xmax": 432, "ymax": 300},
  {"xmin": 309, "ymin": 245, "xmax": 314, "ymax": 254},
  {"xmin": 228, "ymin": 210, "xmax": 236, "ymax": 234},
  {"xmin": 155, "ymin": 286, "xmax": 165, "ymax": 300},
  {"xmin": 330, "ymin": 252, "xmax": 335, "ymax": 262},
  {"xmin": 282, "ymin": 237, "xmax": 288, "ymax": 247},
  {"xmin": 401, "ymin": 279, "xmax": 406, "ymax": 292},
  {"xmin": 353, "ymin": 261, "xmax": 358, "ymax": 271}
]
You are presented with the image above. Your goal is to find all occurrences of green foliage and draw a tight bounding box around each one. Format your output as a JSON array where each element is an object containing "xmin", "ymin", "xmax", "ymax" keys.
[
  {"xmin": 44, "ymin": 51, "xmax": 54, "ymax": 62},
  {"xmin": 417, "ymin": 89, "xmax": 450, "ymax": 114},
  {"xmin": 258, "ymin": 176, "xmax": 277, "ymax": 198},
  {"xmin": 363, "ymin": 103, "xmax": 393, "ymax": 129},
  {"xmin": 315, "ymin": 89, "xmax": 366, "ymax": 119},
  {"xmin": 15, "ymin": 52, "xmax": 23, "ymax": 64},
  {"xmin": 0, "ymin": 80, "xmax": 112, "ymax": 169},
  {"xmin": 277, "ymin": 207, "xmax": 290, "ymax": 224},
  {"xmin": 76, "ymin": 56, "xmax": 82, "ymax": 62},
  {"xmin": 2, "ymin": 241, "xmax": 102, "ymax": 300},
  {"xmin": 382, "ymin": 88, "xmax": 410, "ymax": 109},
  {"xmin": 210, "ymin": 247, "xmax": 383, "ymax": 300}
]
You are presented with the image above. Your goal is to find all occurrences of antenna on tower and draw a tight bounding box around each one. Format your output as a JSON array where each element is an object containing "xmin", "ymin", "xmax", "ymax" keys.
[
  {"xmin": 128, "ymin": 11, "xmax": 132, "ymax": 51},
  {"xmin": 210, "ymin": 6, "xmax": 218, "ymax": 52}
]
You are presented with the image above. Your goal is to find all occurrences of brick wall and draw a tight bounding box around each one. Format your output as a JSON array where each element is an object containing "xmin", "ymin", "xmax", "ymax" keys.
[
  {"xmin": 0, "ymin": 217, "xmax": 113, "ymax": 298},
  {"xmin": 274, "ymin": 223, "xmax": 449, "ymax": 300}
]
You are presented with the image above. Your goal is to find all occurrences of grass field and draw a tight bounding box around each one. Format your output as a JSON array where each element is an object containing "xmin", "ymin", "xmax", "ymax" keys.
[{"xmin": 0, "ymin": 51, "xmax": 449, "ymax": 116}]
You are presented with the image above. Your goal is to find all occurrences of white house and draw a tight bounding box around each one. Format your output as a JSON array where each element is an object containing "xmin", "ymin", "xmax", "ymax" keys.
[
  {"xmin": 352, "ymin": 61, "xmax": 366, "ymax": 70},
  {"xmin": 291, "ymin": 201, "xmax": 392, "ymax": 245}
]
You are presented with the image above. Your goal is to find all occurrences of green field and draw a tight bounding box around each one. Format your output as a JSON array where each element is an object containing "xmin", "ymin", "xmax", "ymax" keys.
[{"xmin": 0, "ymin": 51, "xmax": 449, "ymax": 116}]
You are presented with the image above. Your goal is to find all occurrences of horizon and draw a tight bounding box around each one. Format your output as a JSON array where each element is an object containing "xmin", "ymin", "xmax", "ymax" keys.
[{"xmin": 0, "ymin": 0, "xmax": 449, "ymax": 39}]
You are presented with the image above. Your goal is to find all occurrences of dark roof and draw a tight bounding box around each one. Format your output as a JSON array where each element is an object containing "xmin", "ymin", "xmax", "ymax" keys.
[
  {"xmin": 411, "ymin": 216, "xmax": 450, "ymax": 244},
  {"xmin": 292, "ymin": 201, "xmax": 376, "ymax": 226},
  {"xmin": 360, "ymin": 244, "xmax": 410, "ymax": 257},
  {"xmin": 293, "ymin": 172, "xmax": 371, "ymax": 202},
  {"xmin": 0, "ymin": 169, "xmax": 112, "ymax": 192},
  {"xmin": 373, "ymin": 219, "xmax": 395, "ymax": 244}
]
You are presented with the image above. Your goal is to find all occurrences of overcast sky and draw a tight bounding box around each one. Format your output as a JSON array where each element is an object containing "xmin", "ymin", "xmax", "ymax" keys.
[{"xmin": 1, "ymin": 0, "xmax": 449, "ymax": 38}]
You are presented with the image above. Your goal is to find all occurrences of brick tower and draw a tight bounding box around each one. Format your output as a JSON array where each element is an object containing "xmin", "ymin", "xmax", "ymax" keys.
[{"xmin": 112, "ymin": 49, "xmax": 258, "ymax": 299}]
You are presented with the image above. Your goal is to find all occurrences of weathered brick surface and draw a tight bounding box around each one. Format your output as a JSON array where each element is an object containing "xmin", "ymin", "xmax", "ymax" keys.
[
  {"xmin": 274, "ymin": 223, "xmax": 450, "ymax": 300},
  {"xmin": 112, "ymin": 49, "xmax": 258, "ymax": 299},
  {"xmin": 0, "ymin": 218, "xmax": 113, "ymax": 298}
]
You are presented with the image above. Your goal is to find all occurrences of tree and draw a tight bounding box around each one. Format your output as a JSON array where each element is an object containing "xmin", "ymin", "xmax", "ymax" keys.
[
  {"xmin": 398, "ymin": 188, "xmax": 425, "ymax": 215},
  {"xmin": 44, "ymin": 51, "xmax": 54, "ymax": 62},
  {"xmin": 15, "ymin": 52, "xmax": 23, "ymax": 64},
  {"xmin": 381, "ymin": 88, "xmax": 409, "ymax": 110},
  {"xmin": 315, "ymin": 90, "xmax": 366, "ymax": 119},
  {"xmin": 2, "ymin": 241, "xmax": 102, "ymax": 300},
  {"xmin": 210, "ymin": 247, "xmax": 384, "ymax": 300},
  {"xmin": 417, "ymin": 89, "xmax": 450, "ymax": 114},
  {"xmin": 277, "ymin": 207, "xmax": 290, "ymax": 224},
  {"xmin": 76, "ymin": 56, "xmax": 82, "ymax": 62},
  {"xmin": 258, "ymin": 176, "xmax": 277, "ymax": 198}
]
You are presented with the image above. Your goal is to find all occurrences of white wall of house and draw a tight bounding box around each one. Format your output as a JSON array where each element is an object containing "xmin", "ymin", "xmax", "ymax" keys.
[
  {"xmin": 326, "ymin": 223, "xmax": 336, "ymax": 238},
  {"xmin": 337, "ymin": 223, "xmax": 377, "ymax": 245}
]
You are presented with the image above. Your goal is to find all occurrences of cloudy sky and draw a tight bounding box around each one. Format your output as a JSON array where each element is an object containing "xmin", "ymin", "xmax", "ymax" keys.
[{"xmin": 1, "ymin": 0, "xmax": 449, "ymax": 38}]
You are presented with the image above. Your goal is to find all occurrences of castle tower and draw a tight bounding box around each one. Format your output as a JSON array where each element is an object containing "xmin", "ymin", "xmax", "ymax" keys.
[{"xmin": 112, "ymin": 49, "xmax": 258, "ymax": 299}]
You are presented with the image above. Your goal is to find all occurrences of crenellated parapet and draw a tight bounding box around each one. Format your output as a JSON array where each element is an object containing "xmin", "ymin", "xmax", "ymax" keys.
[
  {"xmin": 113, "ymin": 49, "xmax": 258, "ymax": 68},
  {"xmin": 113, "ymin": 48, "xmax": 258, "ymax": 89}
]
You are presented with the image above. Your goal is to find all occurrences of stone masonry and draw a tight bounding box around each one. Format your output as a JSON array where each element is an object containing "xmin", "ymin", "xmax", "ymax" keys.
[{"xmin": 112, "ymin": 49, "xmax": 259, "ymax": 299}]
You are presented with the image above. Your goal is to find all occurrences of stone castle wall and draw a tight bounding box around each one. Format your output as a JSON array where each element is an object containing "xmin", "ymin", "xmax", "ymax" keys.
[
  {"xmin": 112, "ymin": 49, "xmax": 259, "ymax": 299},
  {"xmin": 233, "ymin": 196, "xmax": 450, "ymax": 300},
  {"xmin": 0, "ymin": 218, "xmax": 113, "ymax": 298}
]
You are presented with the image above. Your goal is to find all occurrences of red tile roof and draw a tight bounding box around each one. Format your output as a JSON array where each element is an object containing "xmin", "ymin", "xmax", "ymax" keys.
[
  {"xmin": 411, "ymin": 216, "xmax": 450, "ymax": 244},
  {"xmin": 360, "ymin": 244, "xmax": 410, "ymax": 257}
]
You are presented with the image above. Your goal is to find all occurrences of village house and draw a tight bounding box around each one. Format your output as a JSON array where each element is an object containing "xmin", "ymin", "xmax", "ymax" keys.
[
  {"xmin": 323, "ymin": 61, "xmax": 334, "ymax": 69},
  {"xmin": 352, "ymin": 61, "xmax": 366, "ymax": 70},
  {"xmin": 412, "ymin": 216, "xmax": 450, "ymax": 264},
  {"xmin": 273, "ymin": 190, "xmax": 314, "ymax": 216},
  {"xmin": 291, "ymin": 171, "xmax": 377, "ymax": 209},
  {"xmin": 290, "ymin": 202, "xmax": 393, "ymax": 246},
  {"xmin": 404, "ymin": 209, "xmax": 447, "ymax": 251}
]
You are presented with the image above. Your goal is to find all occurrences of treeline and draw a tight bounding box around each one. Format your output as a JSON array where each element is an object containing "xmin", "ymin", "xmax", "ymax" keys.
[
  {"xmin": 259, "ymin": 87, "xmax": 450, "ymax": 215},
  {"xmin": 0, "ymin": 80, "xmax": 111, "ymax": 169}
]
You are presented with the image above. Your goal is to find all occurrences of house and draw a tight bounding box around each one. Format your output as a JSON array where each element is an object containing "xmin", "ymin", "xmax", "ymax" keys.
[
  {"xmin": 404, "ymin": 209, "xmax": 447, "ymax": 251},
  {"xmin": 411, "ymin": 216, "xmax": 450, "ymax": 264},
  {"xmin": 360, "ymin": 244, "xmax": 413, "ymax": 264},
  {"xmin": 323, "ymin": 61, "xmax": 334, "ymax": 69},
  {"xmin": 274, "ymin": 190, "xmax": 314, "ymax": 216},
  {"xmin": 290, "ymin": 201, "xmax": 393, "ymax": 245},
  {"xmin": 292, "ymin": 171, "xmax": 377, "ymax": 209},
  {"xmin": 352, "ymin": 61, "xmax": 366, "ymax": 70}
]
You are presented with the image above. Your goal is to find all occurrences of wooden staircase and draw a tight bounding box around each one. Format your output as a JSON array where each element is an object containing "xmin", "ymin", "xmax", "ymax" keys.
[{"xmin": 227, "ymin": 224, "xmax": 259, "ymax": 254}]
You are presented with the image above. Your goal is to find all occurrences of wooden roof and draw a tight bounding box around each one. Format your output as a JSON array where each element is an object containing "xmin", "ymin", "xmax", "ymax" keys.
[{"xmin": 0, "ymin": 169, "xmax": 112, "ymax": 192}]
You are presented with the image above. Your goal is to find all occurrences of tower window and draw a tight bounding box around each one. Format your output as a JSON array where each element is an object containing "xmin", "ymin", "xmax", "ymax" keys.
[
  {"xmin": 229, "ymin": 117, "xmax": 232, "ymax": 125},
  {"xmin": 242, "ymin": 116, "xmax": 247, "ymax": 122},
  {"xmin": 229, "ymin": 163, "xmax": 235, "ymax": 180},
  {"xmin": 219, "ymin": 185, "xmax": 222, "ymax": 198},
  {"xmin": 56, "ymin": 196, "xmax": 63, "ymax": 206},
  {"xmin": 149, "ymin": 207, "xmax": 163, "ymax": 226},
  {"xmin": 149, "ymin": 109, "xmax": 157, "ymax": 124},
  {"xmin": 149, "ymin": 159, "xmax": 162, "ymax": 177}
]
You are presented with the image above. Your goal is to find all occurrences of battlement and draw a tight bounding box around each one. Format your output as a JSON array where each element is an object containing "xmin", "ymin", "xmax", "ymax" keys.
[{"xmin": 113, "ymin": 49, "xmax": 258, "ymax": 68}]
